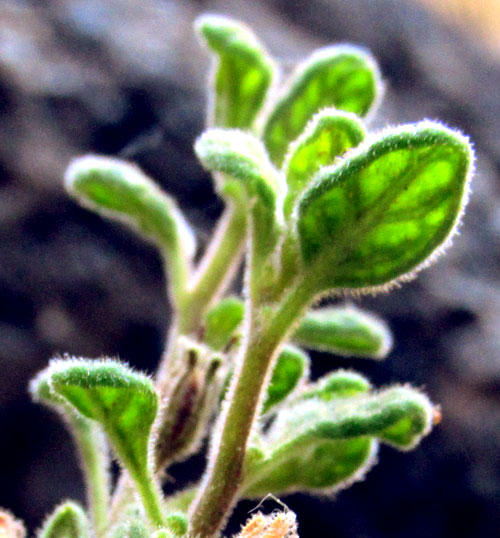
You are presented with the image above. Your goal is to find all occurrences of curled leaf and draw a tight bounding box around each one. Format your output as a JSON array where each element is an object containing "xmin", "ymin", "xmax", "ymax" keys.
[
  {"xmin": 263, "ymin": 45, "xmax": 381, "ymax": 166},
  {"xmin": 293, "ymin": 305, "xmax": 392, "ymax": 358},
  {"xmin": 297, "ymin": 121, "xmax": 473, "ymax": 293},
  {"xmin": 196, "ymin": 15, "xmax": 275, "ymax": 129}
]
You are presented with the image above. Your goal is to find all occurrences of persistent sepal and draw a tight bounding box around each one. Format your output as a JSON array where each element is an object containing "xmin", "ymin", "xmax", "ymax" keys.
[
  {"xmin": 196, "ymin": 15, "xmax": 275, "ymax": 129},
  {"xmin": 263, "ymin": 45, "xmax": 381, "ymax": 166},
  {"xmin": 37, "ymin": 502, "xmax": 89, "ymax": 538},
  {"xmin": 65, "ymin": 156, "xmax": 196, "ymax": 259},
  {"xmin": 242, "ymin": 384, "xmax": 434, "ymax": 497},
  {"xmin": 297, "ymin": 121, "xmax": 473, "ymax": 294},
  {"xmin": 293, "ymin": 304, "xmax": 392, "ymax": 358}
]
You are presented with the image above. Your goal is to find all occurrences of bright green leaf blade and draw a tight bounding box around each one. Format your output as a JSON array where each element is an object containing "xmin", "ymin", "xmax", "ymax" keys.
[
  {"xmin": 262, "ymin": 346, "xmax": 309, "ymax": 414},
  {"xmin": 263, "ymin": 45, "xmax": 381, "ymax": 167},
  {"xmin": 297, "ymin": 121, "xmax": 473, "ymax": 293},
  {"xmin": 196, "ymin": 15, "xmax": 275, "ymax": 129},
  {"xmin": 242, "ymin": 385, "xmax": 434, "ymax": 497},
  {"xmin": 65, "ymin": 156, "xmax": 196, "ymax": 260},
  {"xmin": 300, "ymin": 370, "xmax": 371, "ymax": 401},
  {"xmin": 283, "ymin": 110, "xmax": 365, "ymax": 218},
  {"xmin": 49, "ymin": 359, "xmax": 157, "ymax": 480},
  {"xmin": 38, "ymin": 502, "xmax": 89, "ymax": 538},
  {"xmin": 293, "ymin": 305, "xmax": 392, "ymax": 358},
  {"xmin": 195, "ymin": 129, "xmax": 282, "ymax": 261},
  {"xmin": 204, "ymin": 296, "xmax": 245, "ymax": 350}
]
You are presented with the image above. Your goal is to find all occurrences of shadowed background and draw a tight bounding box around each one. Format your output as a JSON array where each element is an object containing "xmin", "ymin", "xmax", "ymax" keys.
[{"xmin": 0, "ymin": 1, "xmax": 499, "ymax": 537}]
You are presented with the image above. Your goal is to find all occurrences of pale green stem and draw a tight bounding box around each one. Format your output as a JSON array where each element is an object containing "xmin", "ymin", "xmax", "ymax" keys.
[
  {"xmin": 188, "ymin": 278, "xmax": 314, "ymax": 538},
  {"xmin": 71, "ymin": 418, "xmax": 110, "ymax": 537},
  {"xmin": 132, "ymin": 467, "xmax": 166, "ymax": 529}
]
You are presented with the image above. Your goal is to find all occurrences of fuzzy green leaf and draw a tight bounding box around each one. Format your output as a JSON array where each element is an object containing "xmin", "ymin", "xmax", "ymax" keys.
[
  {"xmin": 297, "ymin": 122, "xmax": 473, "ymax": 293},
  {"xmin": 65, "ymin": 156, "xmax": 195, "ymax": 259},
  {"xmin": 293, "ymin": 305, "xmax": 392, "ymax": 358},
  {"xmin": 283, "ymin": 110, "xmax": 365, "ymax": 218},
  {"xmin": 204, "ymin": 296, "xmax": 245, "ymax": 350},
  {"xmin": 49, "ymin": 359, "xmax": 157, "ymax": 482},
  {"xmin": 242, "ymin": 385, "xmax": 433, "ymax": 497},
  {"xmin": 195, "ymin": 129, "xmax": 282, "ymax": 261},
  {"xmin": 300, "ymin": 370, "xmax": 372, "ymax": 401},
  {"xmin": 38, "ymin": 502, "xmax": 89, "ymax": 538},
  {"xmin": 263, "ymin": 45, "xmax": 381, "ymax": 167},
  {"xmin": 164, "ymin": 513, "xmax": 188, "ymax": 537},
  {"xmin": 262, "ymin": 346, "xmax": 309, "ymax": 414},
  {"xmin": 196, "ymin": 15, "xmax": 275, "ymax": 129}
]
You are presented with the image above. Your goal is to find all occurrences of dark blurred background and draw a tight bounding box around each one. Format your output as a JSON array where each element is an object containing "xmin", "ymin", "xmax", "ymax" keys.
[{"xmin": 0, "ymin": 0, "xmax": 499, "ymax": 536}]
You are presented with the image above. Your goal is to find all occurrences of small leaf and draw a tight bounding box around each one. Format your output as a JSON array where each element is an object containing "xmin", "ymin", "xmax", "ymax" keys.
[
  {"xmin": 262, "ymin": 346, "xmax": 309, "ymax": 414},
  {"xmin": 38, "ymin": 502, "xmax": 89, "ymax": 538},
  {"xmin": 195, "ymin": 129, "xmax": 282, "ymax": 261},
  {"xmin": 263, "ymin": 45, "xmax": 381, "ymax": 166},
  {"xmin": 204, "ymin": 296, "xmax": 245, "ymax": 350},
  {"xmin": 196, "ymin": 15, "xmax": 275, "ymax": 129},
  {"xmin": 283, "ymin": 110, "xmax": 365, "ymax": 218},
  {"xmin": 164, "ymin": 513, "xmax": 188, "ymax": 537},
  {"xmin": 293, "ymin": 305, "xmax": 392, "ymax": 358},
  {"xmin": 65, "ymin": 156, "xmax": 196, "ymax": 260},
  {"xmin": 297, "ymin": 122, "xmax": 473, "ymax": 293},
  {"xmin": 49, "ymin": 359, "xmax": 157, "ymax": 483},
  {"xmin": 242, "ymin": 385, "xmax": 434, "ymax": 497},
  {"xmin": 300, "ymin": 370, "xmax": 371, "ymax": 400}
]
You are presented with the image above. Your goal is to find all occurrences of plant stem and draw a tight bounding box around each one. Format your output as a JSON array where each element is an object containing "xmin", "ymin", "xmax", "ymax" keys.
[
  {"xmin": 72, "ymin": 418, "xmax": 110, "ymax": 537},
  {"xmin": 133, "ymin": 468, "xmax": 166, "ymax": 528},
  {"xmin": 188, "ymin": 279, "xmax": 314, "ymax": 538},
  {"xmin": 178, "ymin": 200, "xmax": 247, "ymax": 335}
]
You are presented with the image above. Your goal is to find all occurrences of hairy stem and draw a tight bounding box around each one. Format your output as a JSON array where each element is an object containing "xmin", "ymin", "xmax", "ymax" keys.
[{"xmin": 188, "ymin": 280, "xmax": 313, "ymax": 538}]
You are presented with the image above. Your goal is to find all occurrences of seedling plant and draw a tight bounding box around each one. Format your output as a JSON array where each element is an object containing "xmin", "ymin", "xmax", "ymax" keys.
[{"xmin": 2, "ymin": 14, "xmax": 473, "ymax": 538}]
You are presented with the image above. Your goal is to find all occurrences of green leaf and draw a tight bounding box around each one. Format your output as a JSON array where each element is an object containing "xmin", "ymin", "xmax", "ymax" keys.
[
  {"xmin": 297, "ymin": 122, "xmax": 473, "ymax": 293},
  {"xmin": 108, "ymin": 510, "xmax": 149, "ymax": 538},
  {"xmin": 38, "ymin": 502, "xmax": 89, "ymax": 538},
  {"xmin": 293, "ymin": 305, "xmax": 392, "ymax": 358},
  {"xmin": 263, "ymin": 45, "xmax": 381, "ymax": 167},
  {"xmin": 262, "ymin": 346, "xmax": 309, "ymax": 414},
  {"xmin": 196, "ymin": 15, "xmax": 275, "ymax": 129},
  {"xmin": 49, "ymin": 359, "xmax": 157, "ymax": 480},
  {"xmin": 195, "ymin": 129, "xmax": 282, "ymax": 262},
  {"xmin": 283, "ymin": 110, "xmax": 365, "ymax": 218},
  {"xmin": 65, "ymin": 156, "xmax": 196, "ymax": 260},
  {"xmin": 204, "ymin": 296, "xmax": 245, "ymax": 350},
  {"xmin": 242, "ymin": 385, "xmax": 434, "ymax": 497},
  {"xmin": 300, "ymin": 370, "xmax": 371, "ymax": 400},
  {"xmin": 164, "ymin": 513, "xmax": 188, "ymax": 537}
]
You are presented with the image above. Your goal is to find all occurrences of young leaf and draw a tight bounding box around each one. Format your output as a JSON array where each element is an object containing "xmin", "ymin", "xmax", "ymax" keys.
[
  {"xmin": 297, "ymin": 122, "xmax": 473, "ymax": 293},
  {"xmin": 196, "ymin": 15, "xmax": 275, "ymax": 129},
  {"xmin": 293, "ymin": 305, "xmax": 392, "ymax": 358},
  {"xmin": 164, "ymin": 513, "xmax": 188, "ymax": 537},
  {"xmin": 242, "ymin": 385, "xmax": 434, "ymax": 497},
  {"xmin": 263, "ymin": 45, "xmax": 381, "ymax": 166},
  {"xmin": 108, "ymin": 512, "xmax": 149, "ymax": 538},
  {"xmin": 262, "ymin": 346, "xmax": 309, "ymax": 414},
  {"xmin": 48, "ymin": 359, "xmax": 165, "ymax": 527},
  {"xmin": 195, "ymin": 129, "xmax": 282, "ymax": 262},
  {"xmin": 38, "ymin": 502, "xmax": 89, "ymax": 538},
  {"xmin": 300, "ymin": 370, "xmax": 371, "ymax": 400},
  {"xmin": 204, "ymin": 296, "xmax": 245, "ymax": 350},
  {"xmin": 283, "ymin": 110, "xmax": 366, "ymax": 218},
  {"xmin": 65, "ymin": 156, "xmax": 196, "ymax": 285}
]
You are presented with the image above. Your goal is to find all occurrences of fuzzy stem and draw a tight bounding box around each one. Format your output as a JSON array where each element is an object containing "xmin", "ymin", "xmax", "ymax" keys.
[
  {"xmin": 133, "ymin": 467, "xmax": 166, "ymax": 528},
  {"xmin": 178, "ymin": 200, "xmax": 247, "ymax": 335},
  {"xmin": 187, "ymin": 279, "xmax": 314, "ymax": 538}
]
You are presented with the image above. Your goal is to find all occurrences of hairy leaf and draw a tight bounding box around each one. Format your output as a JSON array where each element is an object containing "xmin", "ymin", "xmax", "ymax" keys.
[
  {"xmin": 164, "ymin": 513, "xmax": 188, "ymax": 536},
  {"xmin": 38, "ymin": 502, "xmax": 88, "ymax": 538},
  {"xmin": 283, "ymin": 110, "xmax": 365, "ymax": 218},
  {"xmin": 65, "ymin": 156, "xmax": 195, "ymax": 259},
  {"xmin": 297, "ymin": 122, "xmax": 473, "ymax": 293},
  {"xmin": 49, "ymin": 359, "xmax": 157, "ymax": 482},
  {"xmin": 293, "ymin": 305, "xmax": 392, "ymax": 358},
  {"xmin": 242, "ymin": 386, "xmax": 433, "ymax": 496},
  {"xmin": 262, "ymin": 346, "xmax": 309, "ymax": 414},
  {"xmin": 300, "ymin": 370, "xmax": 372, "ymax": 400},
  {"xmin": 263, "ymin": 45, "xmax": 380, "ymax": 166},
  {"xmin": 204, "ymin": 296, "xmax": 245, "ymax": 350},
  {"xmin": 195, "ymin": 129, "xmax": 282, "ymax": 261},
  {"xmin": 196, "ymin": 15, "xmax": 275, "ymax": 129}
]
